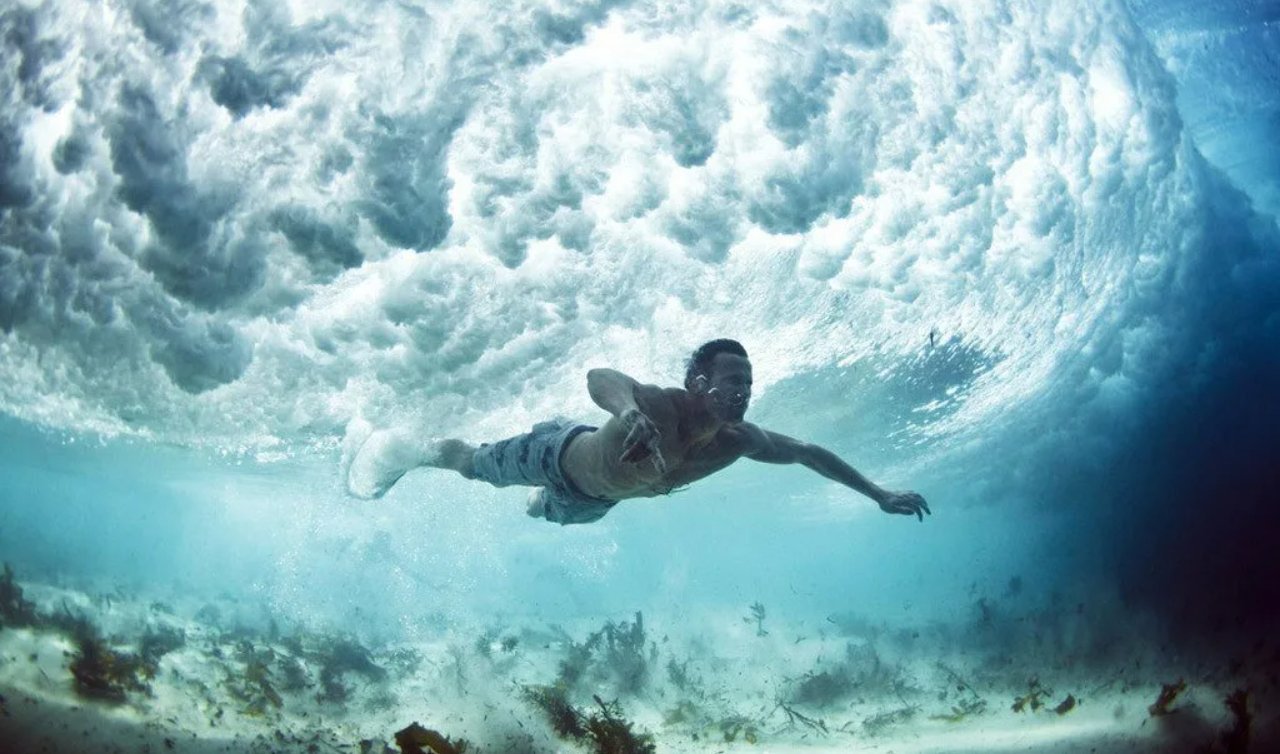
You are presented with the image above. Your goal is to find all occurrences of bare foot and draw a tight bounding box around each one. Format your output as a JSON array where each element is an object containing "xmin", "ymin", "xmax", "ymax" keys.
[
  {"xmin": 526, "ymin": 488, "xmax": 548, "ymax": 518},
  {"xmin": 346, "ymin": 428, "xmax": 442, "ymax": 499},
  {"xmin": 339, "ymin": 416, "xmax": 374, "ymax": 488}
]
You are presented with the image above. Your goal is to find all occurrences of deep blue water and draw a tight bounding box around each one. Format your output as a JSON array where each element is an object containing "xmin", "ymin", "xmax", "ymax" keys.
[{"xmin": 1, "ymin": 0, "xmax": 1278, "ymax": 750}]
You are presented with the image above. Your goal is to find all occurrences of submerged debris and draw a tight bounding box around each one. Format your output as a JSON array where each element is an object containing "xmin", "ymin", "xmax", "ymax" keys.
[
  {"xmin": 393, "ymin": 722, "xmax": 469, "ymax": 754},
  {"xmin": 1149, "ymin": 679, "xmax": 1188, "ymax": 716},
  {"xmin": 1054, "ymin": 694, "xmax": 1077, "ymax": 715},
  {"xmin": 745, "ymin": 601, "xmax": 768, "ymax": 637}
]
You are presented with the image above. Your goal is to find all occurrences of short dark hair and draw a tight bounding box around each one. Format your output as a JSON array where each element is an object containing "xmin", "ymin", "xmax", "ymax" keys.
[{"xmin": 685, "ymin": 339, "xmax": 748, "ymax": 390}]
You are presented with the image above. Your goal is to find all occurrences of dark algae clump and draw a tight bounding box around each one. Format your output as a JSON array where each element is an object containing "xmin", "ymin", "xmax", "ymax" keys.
[
  {"xmin": 393, "ymin": 721, "xmax": 469, "ymax": 754},
  {"xmin": 69, "ymin": 625, "xmax": 154, "ymax": 703},
  {"xmin": 522, "ymin": 684, "xmax": 656, "ymax": 754}
]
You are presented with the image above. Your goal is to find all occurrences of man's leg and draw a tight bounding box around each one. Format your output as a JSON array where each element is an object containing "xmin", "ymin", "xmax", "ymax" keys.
[{"xmin": 345, "ymin": 424, "xmax": 477, "ymax": 499}]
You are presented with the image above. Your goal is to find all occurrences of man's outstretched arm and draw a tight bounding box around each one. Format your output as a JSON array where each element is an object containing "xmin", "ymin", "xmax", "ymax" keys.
[
  {"xmin": 743, "ymin": 426, "xmax": 931, "ymax": 520},
  {"xmin": 587, "ymin": 368, "xmax": 644, "ymax": 418},
  {"xmin": 586, "ymin": 368, "xmax": 668, "ymax": 467}
]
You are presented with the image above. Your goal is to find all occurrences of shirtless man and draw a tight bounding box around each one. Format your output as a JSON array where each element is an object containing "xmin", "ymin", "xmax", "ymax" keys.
[{"xmin": 345, "ymin": 339, "xmax": 930, "ymax": 525}]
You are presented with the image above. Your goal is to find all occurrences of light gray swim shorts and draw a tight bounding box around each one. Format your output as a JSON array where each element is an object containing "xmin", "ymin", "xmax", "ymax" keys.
[{"xmin": 471, "ymin": 418, "xmax": 619, "ymax": 525}]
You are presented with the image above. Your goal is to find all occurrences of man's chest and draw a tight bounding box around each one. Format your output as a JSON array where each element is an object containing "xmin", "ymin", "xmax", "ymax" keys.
[{"xmin": 661, "ymin": 430, "xmax": 746, "ymax": 482}]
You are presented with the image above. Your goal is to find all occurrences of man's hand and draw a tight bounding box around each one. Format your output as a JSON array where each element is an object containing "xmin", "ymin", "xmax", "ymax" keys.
[
  {"xmin": 877, "ymin": 490, "xmax": 931, "ymax": 521},
  {"xmin": 619, "ymin": 408, "xmax": 666, "ymax": 473}
]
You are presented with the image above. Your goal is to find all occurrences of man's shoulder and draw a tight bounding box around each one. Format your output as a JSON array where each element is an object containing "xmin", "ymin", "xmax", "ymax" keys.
[
  {"xmin": 634, "ymin": 383, "xmax": 689, "ymax": 407},
  {"xmin": 717, "ymin": 421, "xmax": 768, "ymax": 453},
  {"xmin": 632, "ymin": 383, "xmax": 687, "ymax": 421}
]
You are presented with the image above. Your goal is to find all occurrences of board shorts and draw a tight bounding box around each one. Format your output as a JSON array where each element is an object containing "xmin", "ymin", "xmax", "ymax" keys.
[{"xmin": 471, "ymin": 418, "xmax": 619, "ymax": 525}]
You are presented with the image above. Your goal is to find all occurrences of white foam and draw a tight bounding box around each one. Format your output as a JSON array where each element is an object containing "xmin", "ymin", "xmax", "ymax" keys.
[{"xmin": 0, "ymin": 0, "xmax": 1272, "ymax": 484}]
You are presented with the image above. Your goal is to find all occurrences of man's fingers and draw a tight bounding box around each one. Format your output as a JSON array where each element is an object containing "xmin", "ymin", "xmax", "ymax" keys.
[
  {"xmin": 620, "ymin": 418, "xmax": 661, "ymax": 465},
  {"xmin": 650, "ymin": 446, "xmax": 668, "ymax": 475},
  {"xmin": 620, "ymin": 442, "xmax": 651, "ymax": 462},
  {"xmin": 620, "ymin": 424, "xmax": 645, "ymax": 460}
]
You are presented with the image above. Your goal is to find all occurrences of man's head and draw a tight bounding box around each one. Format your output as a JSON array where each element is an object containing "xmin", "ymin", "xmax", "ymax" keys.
[{"xmin": 685, "ymin": 339, "xmax": 752, "ymax": 423}]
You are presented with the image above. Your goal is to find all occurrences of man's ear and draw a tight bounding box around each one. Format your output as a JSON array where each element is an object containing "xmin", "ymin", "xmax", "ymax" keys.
[{"xmin": 693, "ymin": 374, "xmax": 709, "ymax": 393}]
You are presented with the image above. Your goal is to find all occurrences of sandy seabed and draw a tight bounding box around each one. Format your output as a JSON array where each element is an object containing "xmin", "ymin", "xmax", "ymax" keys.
[{"xmin": 2, "ymin": 575, "xmax": 1276, "ymax": 754}]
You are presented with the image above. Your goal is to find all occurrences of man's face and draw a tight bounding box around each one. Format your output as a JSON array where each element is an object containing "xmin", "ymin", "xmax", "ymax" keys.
[{"xmin": 704, "ymin": 353, "xmax": 752, "ymax": 423}]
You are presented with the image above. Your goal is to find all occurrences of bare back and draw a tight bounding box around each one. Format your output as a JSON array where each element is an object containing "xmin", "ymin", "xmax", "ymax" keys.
[{"xmin": 561, "ymin": 385, "xmax": 753, "ymax": 500}]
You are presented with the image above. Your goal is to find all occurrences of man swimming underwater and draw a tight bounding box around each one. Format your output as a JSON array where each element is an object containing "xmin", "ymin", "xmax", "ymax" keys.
[{"xmin": 344, "ymin": 339, "xmax": 930, "ymax": 525}]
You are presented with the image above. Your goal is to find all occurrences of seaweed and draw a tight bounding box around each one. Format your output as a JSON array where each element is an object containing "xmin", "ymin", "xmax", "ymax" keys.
[
  {"xmin": 935, "ymin": 662, "xmax": 979, "ymax": 701},
  {"xmin": 556, "ymin": 612, "xmax": 650, "ymax": 696},
  {"xmin": 474, "ymin": 628, "xmax": 520, "ymax": 659},
  {"xmin": 69, "ymin": 625, "xmax": 153, "ymax": 703},
  {"xmin": 792, "ymin": 670, "xmax": 853, "ymax": 708},
  {"xmin": 662, "ymin": 699, "xmax": 699, "ymax": 726},
  {"xmin": 602, "ymin": 612, "xmax": 648, "ymax": 694},
  {"xmin": 717, "ymin": 714, "xmax": 759, "ymax": 744},
  {"xmin": 775, "ymin": 699, "xmax": 829, "ymax": 735},
  {"xmin": 278, "ymin": 654, "xmax": 310, "ymax": 691},
  {"xmin": 140, "ymin": 626, "xmax": 185, "ymax": 666},
  {"xmin": 524, "ymin": 684, "xmax": 587, "ymax": 738},
  {"xmin": 845, "ymin": 641, "xmax": 904, "ymax": 695},
  {"xmin": 393, "ymin": 722, "xmax": 469, "ymax": 754},
  {"xmin": 225, "ymin": 642, "xmax": 284, "ymax": 717},
  {"xmin": 522, "ymin": 685, "xmax": 655, "ymax": 754},
  {"xmin": 317, "ymin": 667, "xmax": 350, "ymax": 704},
  {"xmin": 1221, "ymin": 688, "xmax": 1251, "ymax": 754},
  {"xmin": 1012, "ymin": 677, "xmax": 1050, "ymax": 713},
  {"xmin": 474, "ymin": 628, "xmax": 498, "ymax": 658},
  {"xmin": 557, "ymin": 629, "xmax": 603, "ymax": 690},
  {"xmin": 582, "ymin": 695, "xmax": 657, "ymax": 754},
  {"xmin": 791, "ymin": 641, "xmax": 905, "ymax": 709},
  {"xmin": 862, "ymin": 705, "xmax": 918, "ymax": 735},
  {"xmin": 316, "ymin": 635, "xmax": 387, "ymax": 704},
  {"xmin": 929, "ymin": 696, "xmax": 988, "ymax": 723},
  {"xmin": 745, "ymin": 601, "xmax": 768, "ymax": 637},
  {"xmin": 1149, "ymin": 679, "xmax": 1187, "ymax": 717},
  {"xmin": 384, "ymin": 647, "xmax": 423, "ymax": 678},
  {"xmin": 0, "ymin": 563, "xmax": 39, "ymax": 628},
  {"xmin": 324, "ymin": 636, "xmax": 387, "ymax": 680},
  {"xmin": 666, "ymin": 657, "xmax": 693, "ymax": 691}
]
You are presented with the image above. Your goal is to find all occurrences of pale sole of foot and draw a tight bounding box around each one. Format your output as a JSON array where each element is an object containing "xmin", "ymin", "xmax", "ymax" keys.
[
  {"xmin": 347, "ymin": 430, "xmax": 443, "ymax": 499},
  {"xmin": 339, "ymin": 416, "xmax": 374, "ymax": 490}
]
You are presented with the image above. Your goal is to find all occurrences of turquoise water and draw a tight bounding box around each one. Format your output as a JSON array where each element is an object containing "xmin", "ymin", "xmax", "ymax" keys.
[{"xmin": 2, "ymin": 1, "xmax": 1278, "ymax": 751}]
